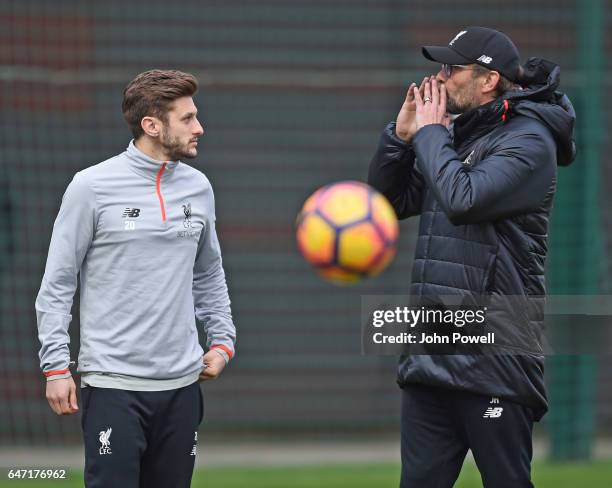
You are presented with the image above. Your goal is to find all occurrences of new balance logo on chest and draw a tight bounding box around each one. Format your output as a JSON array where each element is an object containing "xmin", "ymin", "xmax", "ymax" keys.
[
  {"xmin": 122, "ymin": 208, "xmax": 141, "ymax": 218},
  {"xmin": 122, "ymin": 207, "xmax": 140, "ymax": 231}
]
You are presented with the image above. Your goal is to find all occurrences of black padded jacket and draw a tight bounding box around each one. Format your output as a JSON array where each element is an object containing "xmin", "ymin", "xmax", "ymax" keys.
[{"xmin": 368, "ymin": 58, "xmax": 576, "ymax": 421}]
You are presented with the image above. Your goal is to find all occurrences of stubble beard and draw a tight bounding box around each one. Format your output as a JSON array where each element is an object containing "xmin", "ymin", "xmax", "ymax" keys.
[
  {"xmin": 160, "ymin": 129, "xmax": 196, "ymax": 160},
  {"xmin": 445, "ymin": 80, "xmax": 480, "ymax": 115}
]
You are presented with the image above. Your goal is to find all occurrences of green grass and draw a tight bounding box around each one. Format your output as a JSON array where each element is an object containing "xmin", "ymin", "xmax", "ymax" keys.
[{"xmin": 2, "ymin": 461, "xmax": 612, "ymax": 487}]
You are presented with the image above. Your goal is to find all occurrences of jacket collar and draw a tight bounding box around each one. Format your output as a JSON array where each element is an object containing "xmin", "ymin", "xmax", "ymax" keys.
[
  {"xmin": 452, "ymin": 98, "xmax": 507, "ymax": 149},
  {"xmin": 125, "ymin": 140, "xmax": 180, "ymax": 180}
]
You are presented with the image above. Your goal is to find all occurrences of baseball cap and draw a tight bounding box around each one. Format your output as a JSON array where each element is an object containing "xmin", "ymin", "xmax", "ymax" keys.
[{"xmin": 422, "ymin": 26, "xmax": 521, "ymax": 82}]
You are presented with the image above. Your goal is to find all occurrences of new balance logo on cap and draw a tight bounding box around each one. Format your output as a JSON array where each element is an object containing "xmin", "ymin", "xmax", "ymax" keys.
[
  {"xmin": 483, "ymin": 407, "xmax": 504, "ymax": 418},
  {"xmin": 477, "ymin": 55, "xmax": 493, "ymax": 64}
]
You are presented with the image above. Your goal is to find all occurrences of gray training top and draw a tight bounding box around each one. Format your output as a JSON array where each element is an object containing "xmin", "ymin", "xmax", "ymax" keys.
[{"xmin": 36, "ymin": 141, "xmax": 236, "ymax": 390}]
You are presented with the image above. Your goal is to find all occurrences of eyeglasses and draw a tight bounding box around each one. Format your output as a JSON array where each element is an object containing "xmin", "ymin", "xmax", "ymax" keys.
[{"xmin": 442, "ymin": 64, "xmax": 474, "ymax": 78}]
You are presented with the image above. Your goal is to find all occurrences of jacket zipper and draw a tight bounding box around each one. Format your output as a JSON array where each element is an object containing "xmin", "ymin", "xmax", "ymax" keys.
[{"xmin": 156, "ymin": 162, "xmax": 167, "ymax": 222}]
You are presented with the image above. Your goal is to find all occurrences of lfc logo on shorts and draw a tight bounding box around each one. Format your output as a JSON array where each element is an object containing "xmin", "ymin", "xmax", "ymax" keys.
[{"xmin": 98, "ymin": 427, "xmax": 113, "ymax": 455}]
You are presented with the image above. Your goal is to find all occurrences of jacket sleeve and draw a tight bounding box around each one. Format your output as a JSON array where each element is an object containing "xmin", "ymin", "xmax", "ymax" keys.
[
  {"xmin": 193, "ymin": 185, "xmax": 236, "ymax": 362},
  {"xmin": 367, "ymin": 122, "xmax": 425, "ymax": 219},
  {"xmin": 412, "ymin": 123, "xmax": 556, "ymax": 225},
  {"xmin": 35, "ymin": 172, "xmax": 97, "ymax": 379}
]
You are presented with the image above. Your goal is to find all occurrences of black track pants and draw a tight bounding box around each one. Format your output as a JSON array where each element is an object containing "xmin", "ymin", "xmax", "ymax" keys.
[
  {"xmin": 81, "ymin": 381, "xmax": 204, "ymax": 488},
  {"xmin": 400, "ymin": 383, "xmax": 535, "ymax": 488}
]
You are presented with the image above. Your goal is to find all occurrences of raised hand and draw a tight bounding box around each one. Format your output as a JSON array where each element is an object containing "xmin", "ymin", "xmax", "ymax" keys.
[
  {"xmin": 396, "ymin": 77, "xmax": 430, "ymax": 142},
  {"xmin": 413, "ymin": 77, "xmax": 450, "ymax": 131}
]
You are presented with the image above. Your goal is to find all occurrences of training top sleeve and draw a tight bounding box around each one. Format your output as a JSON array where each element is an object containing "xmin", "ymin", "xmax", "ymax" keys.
[
  {"xmin": 35, "ymin": 172, "xmax": 97, "ymax": 379},
  {"xmin": 192, "ymin": 183, "xmax": 236, "ymax": 362}
]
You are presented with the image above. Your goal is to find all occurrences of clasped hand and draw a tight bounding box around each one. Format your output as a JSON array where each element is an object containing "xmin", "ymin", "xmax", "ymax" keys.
[
  {"xmin": 415, "ymin": 77, "xmax": 449, "ymax": 130},
  {"xmin": 396, "ymin": 76, "xmax": 450, "ymax": 142}
]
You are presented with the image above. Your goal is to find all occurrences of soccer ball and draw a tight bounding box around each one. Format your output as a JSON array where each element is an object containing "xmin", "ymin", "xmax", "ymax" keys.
[{"xmin": 296, "ymin": 181, "xmax": 399, "ymax": 284}]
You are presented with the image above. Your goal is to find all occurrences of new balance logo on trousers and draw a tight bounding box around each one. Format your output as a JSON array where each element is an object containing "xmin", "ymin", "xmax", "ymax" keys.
[
  {"xmin": 483, "ymin": 407, "xmax": 504, "ymax": 418},
  {"xmin": 483, "ymin": 397, "xmax": 504, "ymax": 418}
]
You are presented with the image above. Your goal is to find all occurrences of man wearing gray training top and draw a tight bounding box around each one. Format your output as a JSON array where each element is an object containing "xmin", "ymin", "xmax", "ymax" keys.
[{"xmin": 36, "ymin": 69, "xmax": 236, "ymax": 487}]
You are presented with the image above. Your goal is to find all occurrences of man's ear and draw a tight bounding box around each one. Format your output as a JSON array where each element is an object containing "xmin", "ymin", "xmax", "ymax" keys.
[
  {"xmin": 141, "ymin": 116, "xmax": 162, "ymax": 138},
  {"xmin": 481, "ymin": 70, "xmax": 501, "ymax": 96}
]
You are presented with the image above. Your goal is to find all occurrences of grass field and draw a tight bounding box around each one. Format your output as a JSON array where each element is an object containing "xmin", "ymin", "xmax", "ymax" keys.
[{"xmin": 2, "ymin": 461, "xmax": 612, "ymax": 487}]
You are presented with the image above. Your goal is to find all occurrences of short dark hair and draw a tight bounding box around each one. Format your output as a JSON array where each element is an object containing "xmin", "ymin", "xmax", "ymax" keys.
[
  {"xmin": 472, "ymin": 64, "xmax": 517, "ymax": 98},
  {"xmin": 122, "ymin": 69, "xmax": 198, "ymax": 139}
]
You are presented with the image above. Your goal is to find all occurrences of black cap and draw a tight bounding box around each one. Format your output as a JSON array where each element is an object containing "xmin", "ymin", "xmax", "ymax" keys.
[{"xmin": 422, "ymin": 27, "xmax": 520, "ymax": 82}]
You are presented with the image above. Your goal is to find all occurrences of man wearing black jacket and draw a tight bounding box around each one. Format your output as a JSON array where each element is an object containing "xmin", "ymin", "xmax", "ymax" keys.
[{"xmin": 368, "ymin": 27, "xmax": 576, "ymax": 488}]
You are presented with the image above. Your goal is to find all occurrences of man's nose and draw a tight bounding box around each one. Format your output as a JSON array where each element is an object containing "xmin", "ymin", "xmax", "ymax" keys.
[
  {"xmin": 436, "ymin": 68, "xmax": 447, "ymax": 83},
  {"xmin": 194, "ymin": 119, "xmax": 204, "ymax": 136}
]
